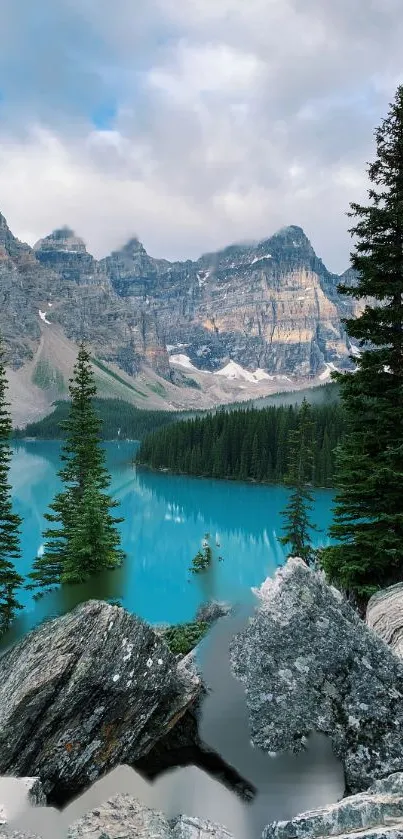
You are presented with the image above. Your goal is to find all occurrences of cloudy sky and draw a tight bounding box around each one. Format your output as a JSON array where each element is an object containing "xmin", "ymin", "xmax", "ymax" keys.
[{"xmin": 0, "ymin": 0, "xmax": 402, "ymax": 272}]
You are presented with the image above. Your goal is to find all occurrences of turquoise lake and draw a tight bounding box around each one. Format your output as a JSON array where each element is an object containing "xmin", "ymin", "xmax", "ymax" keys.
[{"xmin": 9, "ymin": 440, "xmax": 335, "ymax": 630}]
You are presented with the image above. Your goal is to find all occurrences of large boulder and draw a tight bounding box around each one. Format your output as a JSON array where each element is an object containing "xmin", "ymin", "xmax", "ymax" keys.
[
  {"xmin": 263, "ymin": 771, "xmax": 403, "ymax": 839},
  {"xmin": 367, "ymin": 583, "xmax": 403, "ymax": 658},
  {"xmin": 230, "ymin": 558, "xmax": 403, "ymax": 793},
  {"xmin": 0, "ymin": 601, "xmax": 201, "ymax": 803}
]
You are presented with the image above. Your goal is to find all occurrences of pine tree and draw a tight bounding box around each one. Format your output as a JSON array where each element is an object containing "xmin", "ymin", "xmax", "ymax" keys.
[
  {"xmin": 321, "ymin": 86, "xmax": 403, "ymax": 603},
  {"xmin": 239, "ymin": 433, "xmax": 251, "ymax": 480},
  {"xmin": 280, "ymin": 399, "xmax": 317, "ymax": 564},
  {"xmin": 28, "ymin": 342, "xmax": 124, "ymax": 592},
  {"xmin": 61, "ymin": 478, "xmax": 124, "ymax": 583},
  {"xmin": 0, "ymin": 336, "xmax": 23, "ymax": 633},
  {"xmin": 250, "ymin": 432, "xmax": 260, "ymax": 480},
  {"xmin": 321, "ymin": 430, "xmax": 333, "ymax": 487}
]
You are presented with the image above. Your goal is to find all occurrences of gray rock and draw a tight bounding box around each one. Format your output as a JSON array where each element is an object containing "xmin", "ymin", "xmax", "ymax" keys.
[
  {"xmin": 0, "ymin": 601, "xmax": 201, "ymax": 802},
  {"xmin": 66, "ymin": 793, "xmax": 234, "ymax": 838},
  {"xmin": 263, "ymin": 771, "xmax": 403, "ymax": 839},
  {"xmin": 230, "ymin": 558, "xmax": 403, "ymax": 793},
  {"xmin": 66, "ymin": 793, "xmax": 173, "ymax": 838},
  {"xmin": 367, "ymin": 584, "xmax": 403, "ymax": 659},
  {"xmin": 195, "ymin": 602, "xmax": 232, "ymax": 625},
  {"xmin": 172, "ymin": 815, "xmax": 234, "ymax": 838}
]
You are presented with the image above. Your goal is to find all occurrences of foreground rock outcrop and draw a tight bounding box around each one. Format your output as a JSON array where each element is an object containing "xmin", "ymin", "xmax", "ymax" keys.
[
  {"xmin": 0, "ymin": 792, "xmax": 234, "ymax": 839},
  {"xmin": 6, "ymin": 773, "xmax": 403, "ymax": 839},
  {"xmin": 263, "ymin": 771, "xmax": 403, "ymax": 839},
  {"xmin": 230, "ymin": 558, "xmax": 403, "ymax": 793},
  {"xmin": 66, "ymin": 793, "xmax": 234, "ymax": 838},
  {"xmin": 367, "ymin": 583, "xmax": 403, "ymax": 659},
  {"xmin": 0, "ymin": 601, "xmax": 201, "ymax": 803}
]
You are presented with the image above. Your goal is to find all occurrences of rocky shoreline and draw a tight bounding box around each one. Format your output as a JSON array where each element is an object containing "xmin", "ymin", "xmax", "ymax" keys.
[{"xmin": 2, "ymin": 558, "xmax": 403, "ymax": 837}]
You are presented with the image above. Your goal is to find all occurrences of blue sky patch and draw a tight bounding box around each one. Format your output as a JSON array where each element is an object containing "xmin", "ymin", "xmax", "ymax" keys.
[{"xmin": 91, "ymin": 101, "xmax": 117, "ymax": 130}]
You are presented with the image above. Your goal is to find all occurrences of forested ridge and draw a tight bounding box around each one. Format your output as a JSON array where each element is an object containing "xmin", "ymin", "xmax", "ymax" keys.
[
  {"xmin": 137, "ymin": 402, "xmax": 345, "ymax": 487},
  {"xmin": 14, "ymin": 398, "xmax": 178, "ymax": 441}
]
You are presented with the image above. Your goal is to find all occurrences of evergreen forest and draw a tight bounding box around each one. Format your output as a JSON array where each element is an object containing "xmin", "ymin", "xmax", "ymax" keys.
[
  {"xmin": 15, "ymin": 398, "xmax": 178, "ymax": 441},
  {"xmin": 137, "ymin": 402, "xmax": 345, "ymax": 487}
]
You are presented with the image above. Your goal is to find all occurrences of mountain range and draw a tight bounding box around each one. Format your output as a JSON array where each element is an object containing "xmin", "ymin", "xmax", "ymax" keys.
[{"xmin": 0, "ymin": 212, "xmax": 358, "ymax": 425}]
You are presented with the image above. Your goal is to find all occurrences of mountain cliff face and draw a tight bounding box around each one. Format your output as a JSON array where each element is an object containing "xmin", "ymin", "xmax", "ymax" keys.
[
  {"xmin": 99, "ymin": 223, "xmax": 357, "ymax": 378},
  {"xmin": 0, "ymin": 212, "xmax": 357, "ymax": 393},
  {"xmin": 0, "ymin": 218, "xmax": 170, "ymax": 378}
]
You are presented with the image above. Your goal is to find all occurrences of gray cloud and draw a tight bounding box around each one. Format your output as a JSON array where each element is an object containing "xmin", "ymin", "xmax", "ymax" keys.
[{"xmin": 0, "ymin": 0, "xmax": 402, "ymax": 272}]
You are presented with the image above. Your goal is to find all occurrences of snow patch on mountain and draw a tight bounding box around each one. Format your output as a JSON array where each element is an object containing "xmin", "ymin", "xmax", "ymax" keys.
[
  {"xmin": 39, "ymin": 310, "xmax": 51, "ymax": 325},
  {"xmin": 215, "ymin": 361, "xmax": 260, "ymax": 382},
  {"xmin": 319, "ymin": 362, "xmax": 339, "ymax": 381},
  {"xmin": 166, "ymin": 343, "xmax": 190, "ymax": 353},
  {"xmin": 169, "ymin": 354, "xmax": 197, "ymax": 371},
  {"xmin": 253, "ymin": 368, "xmax": 273, "ymax": 381},
  {"xmin": 251, "ymin": 254, "xmax": 272, "ymax": 265},
  {"xmin": 214, "ymin": 360, "xmax": 287, "ymax": 383},
  {"xmin": 196, "ymin": 270, "xmax": 211, "ymax": 287}
]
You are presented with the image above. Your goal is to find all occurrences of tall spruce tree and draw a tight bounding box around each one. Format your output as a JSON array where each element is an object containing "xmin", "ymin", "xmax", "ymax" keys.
[
  {"xmin": 321, "ymin": 86, "xmax": 403, "ymax": 603},
  {"xmin": 280, "ymin": 399, "xmax": 317, "ymax": 565},
  {"xmin": 28, "ymin": 343, "xmax": 124, "ymax": 592},
  {"xmin": 0, "ymin": 336, "xmax": 23, "ymax": 633}
]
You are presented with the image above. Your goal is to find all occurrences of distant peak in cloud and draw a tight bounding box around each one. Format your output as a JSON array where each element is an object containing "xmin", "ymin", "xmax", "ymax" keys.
[
  {"xmin": 117, "ymin": 236, "xmax": 148, "ymax": 255},
  {"xmin": 34, "ymin": 226, "xmax": 88, "ymax": 255}
]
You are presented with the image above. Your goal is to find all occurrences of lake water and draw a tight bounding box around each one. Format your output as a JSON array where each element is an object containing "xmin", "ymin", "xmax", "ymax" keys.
[
  {"xmin": 5, "ymin": 440, "xmax": 344, "ymax": 834},
  {"xmin": 9, "ymin": 440, "xmax": 335, "ymax": 629}
]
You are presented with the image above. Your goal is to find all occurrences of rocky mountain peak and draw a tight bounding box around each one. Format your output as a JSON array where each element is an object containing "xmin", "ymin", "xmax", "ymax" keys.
[
  {"xmin": 101, "ymin": 236, "xmax": 165, "ymax": 297},
  {"xmin": 280, "ymin": 224, "xmax": 306, "ymax": 235},
  {"xmin": 33, "ymin": 226, "xmax": 105, "ymax": 286},
  {"xmin": 0, "ymin": 211, "xmax": 9, "ymax": 231},
  {"xmin": 254, "ymin": 224, "xmax": 331, "ymax": 286},
  {"xmin": 34, "ymin": 226, "xmax": 88, "ymax": 255},
  {"xmin": 199, "ymin": 227, "xmax": 315, "ymax": 271},
  {"xmin": 114, "ymin": 237, "xmax": 148, "ymax": 258},
  {"xmin": 0, "ymin": 211, "xmax": 30, "ymax": 260},
  {"xmin": 267, "ymin": 224, "xmax": 313, "ymax": 248}
]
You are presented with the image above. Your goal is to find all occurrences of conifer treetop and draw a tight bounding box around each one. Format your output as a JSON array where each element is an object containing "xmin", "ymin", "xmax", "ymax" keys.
[
  {"xmin": 322, "ymin": 84, "xmax": 403, "ymax": 602},
  {"xmin": 0, "ymin": 333, "xmax": 23, "ymax": 634}
]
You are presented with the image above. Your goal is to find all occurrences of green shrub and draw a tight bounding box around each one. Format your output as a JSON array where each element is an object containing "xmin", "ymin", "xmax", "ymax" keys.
[{"xmin": 162, "ymin": 620, "xmax": 209, "ymax": 655}]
